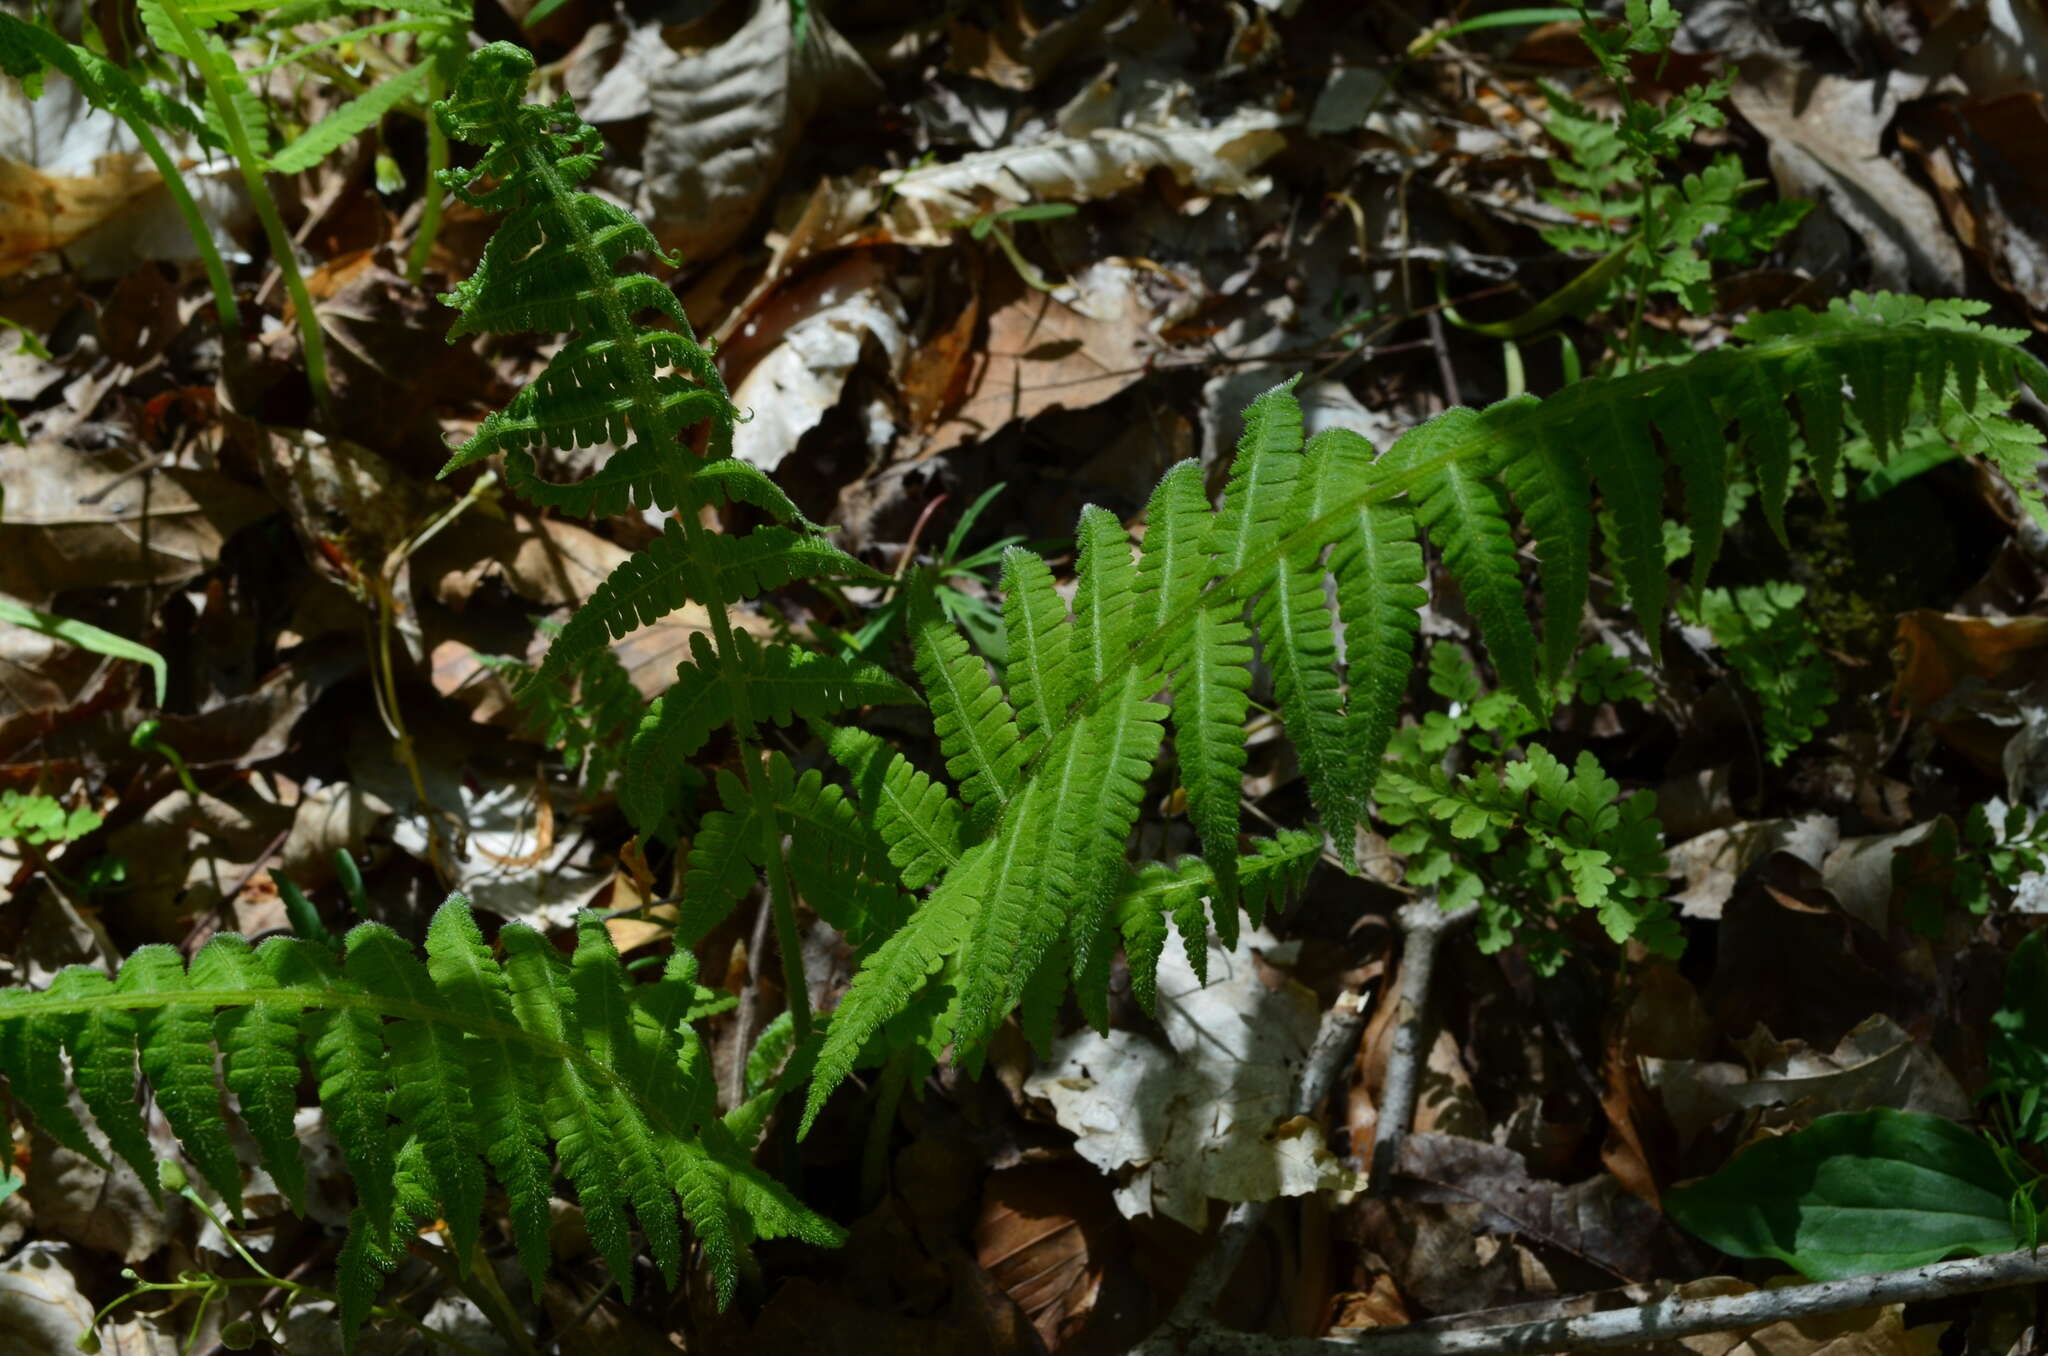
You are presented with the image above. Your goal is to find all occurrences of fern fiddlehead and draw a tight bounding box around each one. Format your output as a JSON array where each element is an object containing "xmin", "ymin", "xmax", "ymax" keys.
[{"xmin": 434, "ymin": 43, "xmax": 908, "ymax": 1036}]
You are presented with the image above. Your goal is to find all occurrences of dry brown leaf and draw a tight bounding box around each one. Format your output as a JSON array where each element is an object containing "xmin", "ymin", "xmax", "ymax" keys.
[
  {"xmin": 879, "ymin": 109, "xmax": 1285, "ymax": 244},
  {"xmin": 726, "ymin": 251, "xmax": 908, "ymax": 473},
  {"xmin": 1731, "ymin": 58, "xmax": 1966, "ymax": 294},
  {"xmin": 639, "ymin": 0, "xmax": 880, "ymax": 262},
  {"xmin": 923, "ymin": 259, "xmax": 1196, "ymax": 455},
  {"xmin": 0, "ymin": 446, "xmax": 272, "ymax": 601},
  {"xmin": 1644, "ymin": 1013, "xmax": 1971, "ymax": 1149},
  {"xmin": 1395, "ymin": 1134, "xmax": 1675, "ymax": 1286},
  {"xmin": 974, "ymin": 1164, "xmax": 1117, "ymax": 1351},
  {"xmin": 0, "ymin": 153, "xmax": 159, "ymax": 277},
  {"xmin": 1324, "ymin": 1274, "xmax": 1410, "ymax": 1333},
  {"xmin": 943, "ymin": 0, "xmax": 1142, "ymax": 91}
]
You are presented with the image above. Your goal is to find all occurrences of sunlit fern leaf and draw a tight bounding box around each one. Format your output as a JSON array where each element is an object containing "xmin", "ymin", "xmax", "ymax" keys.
[
  {"xmin": 800, "ymin": 293, "xmax": 2048, "ymax": 1123},
  {"xmin": 1000, "ymin": 548, "xmax": 1080, "ymax": 757},
  {"xmin": 421, "ymin": 906, "xmax": 554, "ymax": 1297},
  {"xmin": 191, "ymin": 937, "xmax": 308, "ymax": 1212},
  {"xmin": 1307, "ymin": 430, "xmax": 1425, "ymax": 805},
  {"xmin": 1482, "ymin": 410, "xmax": 1591, "ymax": 688},
  {"xmin": 530, "ymin": 522, "xmax": 878, "ymax": 694},
  {"xmin": 800, "ymin": 848, "xmax": 989, "ymax": 1136},
  {"xmin": 1399, "ymin": 406, "xmax": 1545, "ymax": 710},
  {"xmin": 0, "ymin": 897, "xmax": 840, "ymax": 1349},
  {"xmin": 1208, "ymin": 379, "xmax": 1306, "ymax": 587},
  {"xmin": 767, "ymin": 756, "xmax": 914, "ymax": 948},
  {"xmin": 1253, "ymin": 550, "xmax": 1349, "ymax": 835},
  {"xmin": 1108, "ymin": 832, "xmax": 1323, "ymax": 1011},
  {"xmin": 914, "ymin": 598, "xmax": 1024, "ymax": 830},
  {"xmin": 269, "ymin": 59, "xmax": 431, "ymax": 173},
  {"xmin": 1058, "ymin": 508, "xmax": 1167, "ymax": 984},
  {"xmin": 823, "ymin": 725, "xmax": 966, "ymax": 892},
  {"xmin": 127, "ymin": 947, "xmax": 250, "ymax": 1217},
  {"xmin": 45, "ymin": 969, "xmax": 153, "ymax": 1200},
  {"xmin": 1141, "ymin": 462, "xmax": 1250, "ymax": 906}
]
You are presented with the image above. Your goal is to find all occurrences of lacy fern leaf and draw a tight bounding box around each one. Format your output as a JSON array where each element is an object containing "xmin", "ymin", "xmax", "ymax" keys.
[
  {"xmin": 0, "ymin": 898, "xmax": 840, "ymax": 1348},
  {"xmin": 436, "ymin": 43, "xmax": 907, "ymax": 1016}
]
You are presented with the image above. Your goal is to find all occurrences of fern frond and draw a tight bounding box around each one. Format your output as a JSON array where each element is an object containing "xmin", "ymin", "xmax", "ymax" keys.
[
  {"xmin": 802, "ymin": 294, "xmax": 2048, "ymax": 1118},
  {"xmin": 824, "ymin": 725, "xmax": 967, "ymax": 891},
  {"xmin": 530, "ymin": 522, "xmax": 879, "ymax": 694},
  {"xmin": 1111, "ymin": 831, "xmax": 1322, "ymax": 1008},
  {"xmin": 677, "ymin": 803, "xmax": 760, "ymax": 946},
  {"xmin": 1397, "ymin": 407, "xmax": 1545, "ymax": 709},
  {"xmin": 802, "ymin": 848, "xmax": 988, "ymax": 1135},
  {"xmin": 1000, "ymin": 548, "xmax": 1080, "ymax": 756},
  {"xmin": 0, "ymin": 898, "xmax": 842, "ymax": 1346},
  {"xmin": 1306, "ymin": 430, "xmax": 1425, "ymax": 804},
  {"xmin": 914, "ymin": 600, "xmax": 1024, "ymax": 830}
]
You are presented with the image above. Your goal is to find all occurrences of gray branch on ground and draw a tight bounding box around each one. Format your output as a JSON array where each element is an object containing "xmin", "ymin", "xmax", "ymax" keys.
[
  {"xmin": 1368, "ymin": 898, "xmax": 1476, "ymax": 1195},
  {"xmin": 1147, "ymin": 1247, "xmax": 2048, "ymax": 1355}
]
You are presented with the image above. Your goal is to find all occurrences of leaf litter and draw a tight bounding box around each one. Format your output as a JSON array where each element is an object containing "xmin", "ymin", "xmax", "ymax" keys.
[{"xmin": 3, "ymin": 1, "xmax": 2048, "ymax": 1353}]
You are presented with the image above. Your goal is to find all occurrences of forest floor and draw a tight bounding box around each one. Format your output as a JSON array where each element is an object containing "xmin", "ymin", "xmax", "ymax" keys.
[{"xmin": 6, "ymin": 0, "xmax": 2048, "ymax": 1353}]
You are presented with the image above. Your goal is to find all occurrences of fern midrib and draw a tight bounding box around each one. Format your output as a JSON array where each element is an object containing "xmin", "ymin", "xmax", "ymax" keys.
[
  {"xmin": 1008, "ymin": 327, "xmax": 2047, "ymax": 841},
  {"xmin": 506, "ymin": 112, "xmax": 811, "ymax": 1037}
]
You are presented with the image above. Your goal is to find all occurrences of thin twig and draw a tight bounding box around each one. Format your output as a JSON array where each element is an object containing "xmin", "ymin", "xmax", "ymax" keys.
[
  {"xmin": 1149, "ymin": 1247, "xmax": 2048, "ymax": 1355},
  {"xmin": 1368, "ymin": 899, "xmax": 1478, "ymax": 1196},
  {"xmin": 1134, "ymin": 986, "xmax": 1370, "ymax": 1354}
]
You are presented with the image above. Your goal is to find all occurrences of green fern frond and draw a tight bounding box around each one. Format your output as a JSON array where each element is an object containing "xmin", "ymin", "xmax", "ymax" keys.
[
  {"xmin": 615, "ymin": 631, "xmax": 912, "ymax": 841},
  {"xmin": 915, "ymin": 599, "xmax": 1025, "ymax": 830},
  {"xmin": 1113, "ymin": 831, "xmax": 1322, "ymax": 1007},
  {"xmin": 823, "ymin": 726, "xmax": 967, "ymax": 892},
  {"xmin": 0, "ymin": 898, "xmax": 840, "ymax": 1346},
  {"xmin": 801, "ymin": 295, "xmax": 2048, "ymax": 1121}
]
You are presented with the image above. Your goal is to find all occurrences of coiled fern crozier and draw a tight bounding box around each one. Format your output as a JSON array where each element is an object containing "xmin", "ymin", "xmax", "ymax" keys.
[{"xmin": 0, "ymin": 40, "xmax": 2045, "ymax": 1337}]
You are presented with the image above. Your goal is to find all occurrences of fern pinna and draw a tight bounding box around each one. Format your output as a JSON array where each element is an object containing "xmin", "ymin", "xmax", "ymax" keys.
[
  {"xmin": 0, "ymin": 900, "xmax": 839, "ymax": 1346},
  {"xmin": 800, "ymin": 296, "xmax": 2048, "ymax": 1131},
  {"xmin": 433, "ymin": 42, "xmax": 910, "ymax": 1034}
]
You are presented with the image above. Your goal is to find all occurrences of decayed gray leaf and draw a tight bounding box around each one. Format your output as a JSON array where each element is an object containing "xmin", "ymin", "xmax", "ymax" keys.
[
  {"xmin": 1643, "ymin": 1013, "xmax": 1971, "ymax": 1148},
  {"xmin": 0, "ymin": 1243, "xmax": 179, "ymax": 1354},
  {"xmin": 729, "ymin": 253, "xmax": 908, "ymax": 472},
  {"xmin": 881, "ymin": 106, "xmax": 1285, "ymax": 243},
  {"xmin": 1396, "ymin": 1134, "xmax": 1673, "ymax": 1284},
  {"xmin": 1666, "ymin": 814, "xmax": 1839, "ymax": 920},
  {"xmin": 0, "ymin": 446, "xmax": 272, "ymax": 601},
  {"xmin": 642, "ymin": 0, "xmax": 880, "ymax": 263},
  {"xmin": 24, "ymin": 1127, "xmax": 172, "ymax": 1265},
  {"xmin": 1023, "ymin": 927, "xmax": 1355, "ymax": 1229},
  {"xmin": 1731, "ymin": 57, "xmax": 1964, "ymax": 294}
]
